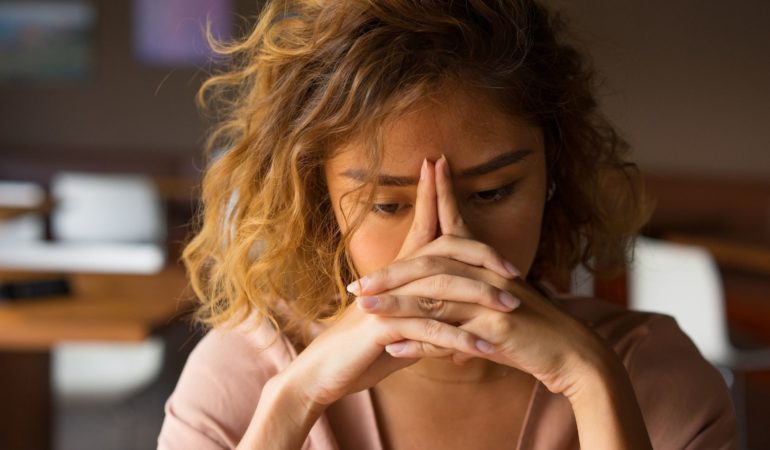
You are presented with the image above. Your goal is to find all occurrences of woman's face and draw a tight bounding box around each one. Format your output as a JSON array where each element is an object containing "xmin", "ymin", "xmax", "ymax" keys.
[{"xmin": 324, "ymin": 87, "xmax": 548, "ymax": 279}]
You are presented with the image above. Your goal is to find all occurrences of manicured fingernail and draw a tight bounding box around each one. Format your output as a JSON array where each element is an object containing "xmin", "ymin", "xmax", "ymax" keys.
[
  {"xmin": 499, "ymin": 291, "xmax": 520, "ymax": 310},
  {"xmin": 420, "ymin": 158, "xmax": 427, "ymax": 181},
  {"xmin": 346, "ymin": 277, "xmax": 369, "ymax": 294},
  {"xmin": 475, "ymin": 339, "xmax": 494, "ymax": 353},
  {"xmin": 440, "ymin": 154, "xmax": 450, "ymax": 176},
  {"xmin": 357, "ymin": 296, "xmax": 378, "ymax": 309},
  {"xmin": 386, "ymin": 342, "xmax": 407, "ymax": 354},
  {"xmin": 503, "ymin": 260, "xmax": 520, "ymax": 278}
]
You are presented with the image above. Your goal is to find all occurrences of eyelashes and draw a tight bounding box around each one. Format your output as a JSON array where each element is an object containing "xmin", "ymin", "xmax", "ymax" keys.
[{"xmin": 370, "ymin": 181, "xmax": 519, "ymax": 217}]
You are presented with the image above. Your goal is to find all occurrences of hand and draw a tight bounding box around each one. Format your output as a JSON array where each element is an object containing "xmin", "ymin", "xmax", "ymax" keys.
[
  {"xmin": 348, "ymin": 155, "xmax": 615, "ymax": 396},
  {"xmin": 283, "ymin": 158, "xmax": 495, "ymax": 408}
]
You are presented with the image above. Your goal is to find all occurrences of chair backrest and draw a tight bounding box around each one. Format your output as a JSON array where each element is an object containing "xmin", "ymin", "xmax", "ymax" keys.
[
  {"xmin": 50, "ymin": 172, "xmax": 165, "ymax": 243},
  {"xmin": 0, "ymin": 181, "xmax": 46, "ymax": 242},
  {"xmin": 629, "ymin": 236, "xmax": 732, "ymax": 364}
]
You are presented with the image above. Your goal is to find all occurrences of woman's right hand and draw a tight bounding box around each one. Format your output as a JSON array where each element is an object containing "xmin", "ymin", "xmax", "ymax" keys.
[{"xmin": 281, "ymin": 158, "xmax": 512, "ymax": 408}]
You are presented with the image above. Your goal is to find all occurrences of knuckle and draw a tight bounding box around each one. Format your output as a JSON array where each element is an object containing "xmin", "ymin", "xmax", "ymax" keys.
[
  {"xmin": 416, "ymin": 255, "xmax": 439, "ymax": 272},
  {"xmin": 481, "ymin": 283, "xmax": 499, "ymax": 306},
  {"xmin": 376, "ymin": 294, "xmax": 394, "ymax": 312},
  {"xmin": 432, "ymin": 273, "xmax": 453, "ymax": 295},
  {"xmin": 364, "ymin": 314, "xmax": 390, "ymax": 338},
  {"xmin": 423, "ymin": 319, "xmax": 443, "ymax": 340},
  {"xmin": 487, "ymin": 313, "xmax": 512, "ymax": 335},
  {"xmin": 416, "ymin": 296, "xmax": 445, "ymax": 319},
  {"xmin": 414, "ymin": 225, "xmax": 433, "ymax": 241},
  {"xmin": 481, "ymin": 242, "xmax": 501, "ymax": 260},
  {"xmin": 408, "ymin": 222, "xmax": 429, "ymax": 242},
  {"xmin": 377, "ymin": 265, "xmax": 390, "ymax": 284},
  {"xmin": 365, "ymin": 313, "xmax": 386, "ymax": 329},
  {"xmin": 457, "ymin": 329, "xmax": 477, "ymax": 350},
  {"xmin": 451, "ymin": 214, "xmax": 466, "ymax": 229}
]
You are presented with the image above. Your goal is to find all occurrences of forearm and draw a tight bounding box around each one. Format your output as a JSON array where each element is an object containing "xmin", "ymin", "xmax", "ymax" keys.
[
  {"xmin": 567, "ymin": 350, "xmax": 652, "ymax": 450},
  {"xmin": 236, "ymin": 370, "xmax": 325, "ymax": 450}
]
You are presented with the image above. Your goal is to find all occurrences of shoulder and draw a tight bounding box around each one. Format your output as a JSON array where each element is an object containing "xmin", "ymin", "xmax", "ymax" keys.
[
  {"xmin": 158, "ymin": 313, "xmax": 296, "ymax": 449},
  {"xmin": 554, "ymin": 295, "xmax": 739, "ymax": 449}
]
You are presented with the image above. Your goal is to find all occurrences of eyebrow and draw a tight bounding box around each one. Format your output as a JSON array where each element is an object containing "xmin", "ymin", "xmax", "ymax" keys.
[{"xmin": 339, "ymin": 148, "xmax": 534, "ymax": 187}]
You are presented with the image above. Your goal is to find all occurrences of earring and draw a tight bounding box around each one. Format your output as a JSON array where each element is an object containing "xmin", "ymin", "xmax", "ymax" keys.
[{"xmin": 546, "ymin": 181, "xmax": 556, "ymax": 202}]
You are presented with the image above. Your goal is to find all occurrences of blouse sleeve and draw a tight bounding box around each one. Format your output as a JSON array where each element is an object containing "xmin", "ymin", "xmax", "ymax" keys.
[
  {"xmin": 156, "ymin": 323, "xmax": 288, "ymax": 450},
  {"xmin": 626, "ymin": 314, "xmax": 739, "ymax": 450}
]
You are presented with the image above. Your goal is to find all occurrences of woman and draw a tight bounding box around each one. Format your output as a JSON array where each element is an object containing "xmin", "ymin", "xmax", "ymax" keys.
[{"xmin": 158, "ymin": 0, "xmax": 738, "ymax": 448}]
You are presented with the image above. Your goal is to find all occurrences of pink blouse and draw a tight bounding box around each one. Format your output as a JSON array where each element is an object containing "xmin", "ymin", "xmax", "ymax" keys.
[{"xmin": 157, "ymin": 291, "xmax": 738, "ymax": 449}]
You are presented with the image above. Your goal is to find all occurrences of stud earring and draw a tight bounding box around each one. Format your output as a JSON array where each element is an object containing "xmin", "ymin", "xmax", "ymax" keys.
[{"xmin": 546, "ymin": 181, "xmax": 556, "ymax": 202}]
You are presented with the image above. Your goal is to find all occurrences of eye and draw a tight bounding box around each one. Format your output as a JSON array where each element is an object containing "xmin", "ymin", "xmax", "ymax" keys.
[
  {"xmin": 369, "ymin": 181, "xmax": 518, "ymax": 218},
  {"xmin": 470, "ymin": 181, "xmax": 518, "ymax": 204},
  {"xmin": 371, "ymin": 203, "xmax": 410, "ymax": 216}
]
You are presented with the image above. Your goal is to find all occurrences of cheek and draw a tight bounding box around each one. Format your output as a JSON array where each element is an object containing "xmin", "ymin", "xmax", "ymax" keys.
[
  {"xmin": 467, "ymin": 202, "xmax": 544, "ymax": 278},
  {"xmin": 348, "ymin": 219, "xmax": 409, "ymax": 277}
]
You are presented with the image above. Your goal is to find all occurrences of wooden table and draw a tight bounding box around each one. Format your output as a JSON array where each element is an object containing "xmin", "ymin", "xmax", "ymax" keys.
[
  {"xmin": 0, "ymin": 266, "xmax": 193, "ymax": 450},
  {"xmin": 0, "ymin": 202, "xmax": 52, "ymax": 221}
]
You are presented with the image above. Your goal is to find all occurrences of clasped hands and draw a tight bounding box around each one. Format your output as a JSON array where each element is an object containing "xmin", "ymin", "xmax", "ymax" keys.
[{"xmin": 345, "ymin": 155, "xmax": 605, "ymax": 394}]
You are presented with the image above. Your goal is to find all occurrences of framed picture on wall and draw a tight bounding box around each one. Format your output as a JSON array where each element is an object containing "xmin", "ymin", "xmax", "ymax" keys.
[
  {"xmin": 0, "ymin": 1, "xmax": 95, "ymax": 82},
  {"xmin": 133, "ymin": 0, "xmax": 233, "ymax": 67}
]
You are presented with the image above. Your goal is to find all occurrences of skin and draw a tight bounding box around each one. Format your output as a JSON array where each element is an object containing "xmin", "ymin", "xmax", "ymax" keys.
[
  {"xmin": 326, "ymin": 86, "xmax": 547, "ymax": 382},
  {"xmin": 237, "ymin": 86, "xmax": 652, "ymax": 449}
]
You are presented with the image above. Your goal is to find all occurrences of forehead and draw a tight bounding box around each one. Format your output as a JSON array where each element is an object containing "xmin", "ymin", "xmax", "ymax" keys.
[{"xmin": 326, "ymin": 86, "xmax": 544, "ymax": 177}]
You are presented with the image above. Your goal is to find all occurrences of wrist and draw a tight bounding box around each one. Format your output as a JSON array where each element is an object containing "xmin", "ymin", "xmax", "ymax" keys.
[
  {"xmin": 561, "ymin": 334, "xmax": 652, "ymax": 450},
  {"xmin": 566, "ymin": 349, "xmax": 626, "ymax": 409},
  {"xmin": 236, "ymin": 369, "xmax": 326, "ymax": 450},
  {"xmin": 268, "ymin": 367, "xmax": 327, "ymax": 419},
  {"xmin": 541, "ymin": 324, "xmax": 621, "ymax": 399}
]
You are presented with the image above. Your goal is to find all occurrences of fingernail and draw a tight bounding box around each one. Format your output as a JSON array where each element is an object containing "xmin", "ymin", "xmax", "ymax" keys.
[
  {"xmin": 499, "ymin": 291, "xmax": 520, "ymax": 310},
  {"xmin": 386, "ymin": 342, "xmax": 407, "ymax": 354},
  {"xmin": 475, "ymin": 339, "xmax": 494, "ymax": 353},
  {"xmin": 357, "ymin": 296, "xmax": 378, "ymax": 309},
  {"xmin": 346, "ymin": 276, "xmax": 369, "ymax": 294},
  {"xmin": 440, "ymin": 154, "xmax": 450, "ymax": 176},
  {"xmin": 503, "ymin": 260, "xmax": 520, "ymax": 278},
  {"xmin": 420, "ymin": 158, "xmax": 427, "ymax": 181}
]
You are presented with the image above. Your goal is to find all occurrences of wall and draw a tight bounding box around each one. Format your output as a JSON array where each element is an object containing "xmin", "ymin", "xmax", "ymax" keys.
[
  {"xmin": 549, "ymin": 0, "xmax": 770, "ymax": 179},
  {"xmin": 2, "ymin": 1, "xmax": 769, "ymax": 179},
  {"xmin": 0, "ymin": 0, "xmax": 259, "ymax": 156}
]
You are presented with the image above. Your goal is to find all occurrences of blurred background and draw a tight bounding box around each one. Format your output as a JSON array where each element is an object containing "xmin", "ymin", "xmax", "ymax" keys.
[{"xmin": 0, "ymin": 0, "xmax": 768, "ymax": 449}]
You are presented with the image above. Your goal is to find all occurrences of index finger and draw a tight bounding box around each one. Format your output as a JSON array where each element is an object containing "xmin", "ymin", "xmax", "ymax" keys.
[
  {"xmin": 395, "ymin": 158, "xmax": 438, "ymax": 260},
  {"xmin": 435, "ymin": 154, "xmax": 473, "ymax": 239}
]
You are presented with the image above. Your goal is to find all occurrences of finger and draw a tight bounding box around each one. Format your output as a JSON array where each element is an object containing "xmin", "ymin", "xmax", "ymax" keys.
[
  {"xmin": 395, "ymin": 158, "xmax": 438, "ymax": 260},
  {"xmin": 357, "ymin": 293, "xmax": 479, "ymax": 322},
  {"xmin": 435, "ymin": 154, "xmax": 472, "ymax": 239},
  {"xmin": 384, "ymin": 339, "xmax": 456, "ymax": 359},
  {"xmin": 378, "ymin": 317, "xmax": 495, "ymax": 357},
  {"xmin": 349, "ymin": 256, "xmax": 520, "ymax": 312},
  {"xmin": 410, "ymin": 234, "xmax": 520, "ymax": 279},
  {"xmin": 383, "ymin": 274, "xmax": 519, "ymax": 312},
  {"xmin": 347, "ymin": 252, "xmax": 503, "ymax": 296}
]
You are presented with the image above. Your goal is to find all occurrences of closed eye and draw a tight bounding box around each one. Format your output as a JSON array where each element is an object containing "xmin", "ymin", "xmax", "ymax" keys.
[
  {"xmin": 470, "ymin": 181, "xmax": 518, "ymax": 204},
  {"xmin": 370, "ymin": 181, "xmax": 518, "ymax": 217},
  {"xmin": 371, "ymin": 202, "xmax": 410, "ymax": 215}
]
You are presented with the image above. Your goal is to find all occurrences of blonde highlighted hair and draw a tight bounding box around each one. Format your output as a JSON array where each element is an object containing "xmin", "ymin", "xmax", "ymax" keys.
[{"xmin": 183, "ymin": 0, "xmax": 653, "ymax": 345}]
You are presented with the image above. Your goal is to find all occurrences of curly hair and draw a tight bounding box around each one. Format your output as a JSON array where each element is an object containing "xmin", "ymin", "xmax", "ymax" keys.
[{"xmin": 182, "ymin": 0, "xmax": 653, "ymax": 345}]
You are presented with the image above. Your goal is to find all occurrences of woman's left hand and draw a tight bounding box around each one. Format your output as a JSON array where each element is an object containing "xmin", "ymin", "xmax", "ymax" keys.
[{"xmin": 346, "ymin": 156, "xmax": 616, "ymax": 397}]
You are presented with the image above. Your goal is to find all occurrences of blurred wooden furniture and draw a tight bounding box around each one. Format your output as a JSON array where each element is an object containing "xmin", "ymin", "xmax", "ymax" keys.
[
  {"xmin": 0, "ymin": 265, "xmax": 192, "ymax": 450},
  {"xmin": 0, "ymin": 202, "xmax": 52, "ymax": 221},
  {"xmin": 643, "ymin": 173, "xmax": 770, "ymax": 344},
  {"xmin": 664, "ymin": 233, "xmax": 770, "ymax": 276}
]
